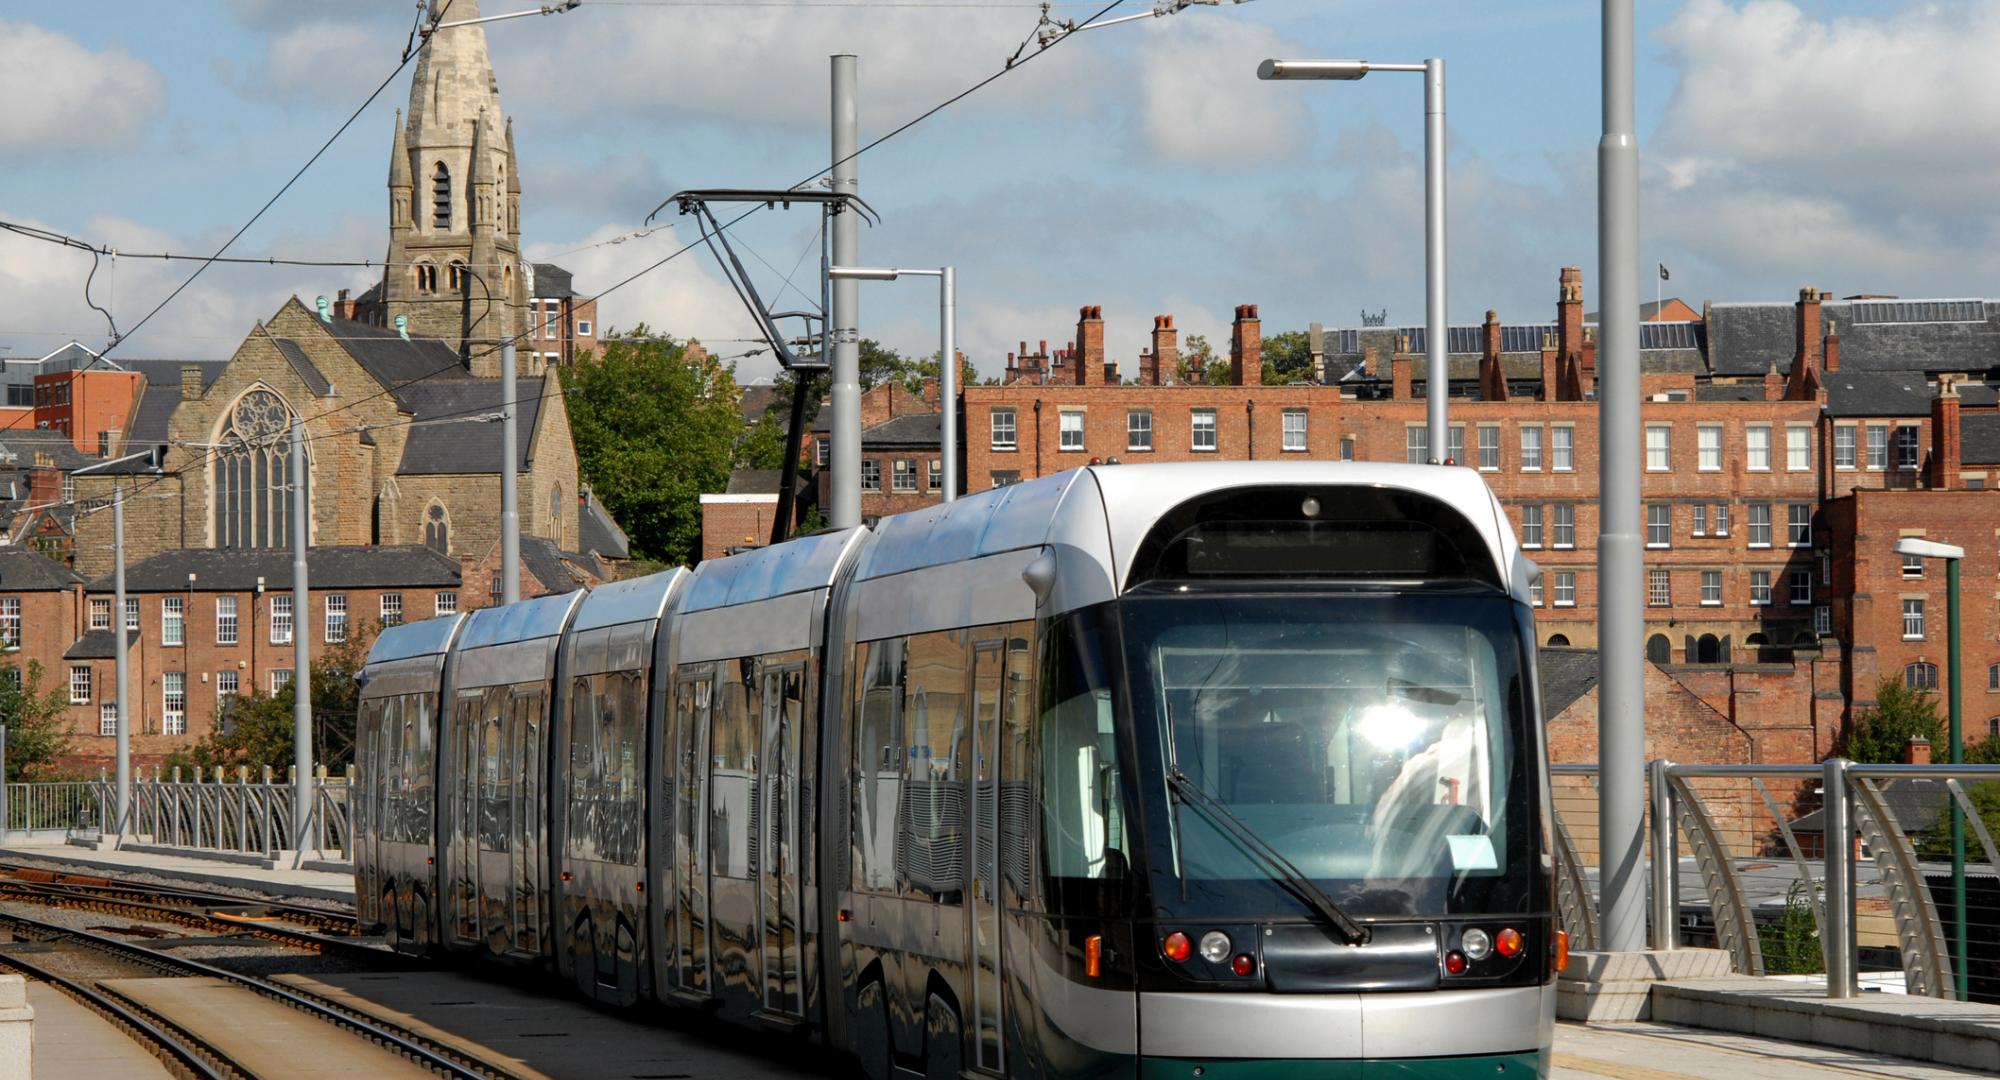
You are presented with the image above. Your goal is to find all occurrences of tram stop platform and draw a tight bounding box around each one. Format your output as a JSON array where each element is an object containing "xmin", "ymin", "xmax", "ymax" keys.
[{"xmin": 0, "ymin": 837, "xmax": 353, "ymax": 903}]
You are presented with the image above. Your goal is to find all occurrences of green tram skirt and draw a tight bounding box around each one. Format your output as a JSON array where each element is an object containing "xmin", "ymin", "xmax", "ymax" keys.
[{"xmin": 1139, "ymin": 1049, "xmax": 1549, "ymax": 1079}]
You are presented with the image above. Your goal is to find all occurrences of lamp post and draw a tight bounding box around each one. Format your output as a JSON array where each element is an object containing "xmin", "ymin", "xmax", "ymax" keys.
[
  {"xmin": 1258, "ymin": 57, "xmax": 1446, "ymax": 461},
  {"xmin": 827, "ymin": 265, "xmax": 958, "ymax": 501},
  {"xmin": 1895, "ymin": 536, "xmax": 1968, "ymax": 1002},
  {"xmin": 71, "ymin": 449, "xmax": 158, "ymax": 838}
]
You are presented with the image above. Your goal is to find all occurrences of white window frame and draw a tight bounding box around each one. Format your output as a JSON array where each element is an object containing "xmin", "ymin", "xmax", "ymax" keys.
[
  {"xmin": 1746, "ymin": 424, "xmax": 1772, "ymax": 471},
  {"xmin": 324, "ymin": 594, "xmax": 347, "ymax": 644},
  {"xmin": 1405, "ymin": 425, "xmax": 1428, "ymax": 465},
  {"xmin": 1519, "ymin": 425, "xmax": 1542, "ymax": 471},
  {"xmin": 1058, "ymin": 410, "xmax": 1085, "ymax": 452},
  {"xmin": 1748, "ymin": 503, "xmax": 1772, "ymax": 549},
  {"xmin": 1714, "ymin": 504, "xmax": 1730, "ymax": 537},
  {"xmin": 1191, "ymin": 410, "xmax": 1218, "ymax": 452},
  {"xmin": 1692, "ymin": 504, "xmax": 1707, "ymax": 536},
  {"xmin": 1518, "ymin": 505, "xmax": 1543, "ymax": 549},
  {"xmin": 1646, "ymin": 504, "xmax": 1671, "ymax": 548},
  {"xmin": 1552, "ymin": 425, "xmax": 1574, "ymax": 471},
  {"xmin": 436, "ymin": 592, "xmax": 458, "ymax": 617},
  {"xmin": 99, "ymin": 702, "xmax": 118, "ymax": 737},
  {"xmin": 1127, "ymin": 409, "xmax": 1152, "ymax": 451},
  {"xmin": 1529, "ymin": 579, "xmax": 1543, "ymax": 607},
  {"xmin": 162, "ymin": 672, "xmax": 186, "ymax": 736},
  {"xmin": 1553, "ymin": 504, "xmax": 1576, "ymax": 549},
  {"xmin": 1283, "ymin": 410, "xmax": 1309, "ymax": 453},
  {"xmin": 575, "ymin": 319, "xmax": 592, "ymax": 337},
  {"xmin": 1697, "ymin": 423, "xmax": 1722, "ymax": 472},
  {"xmin": 125, "ymin": 597, "xmax": 138, "ymax": 631},
  {"xmin": 1815, "ymin": 605, "xmax": 1831, "ymax": 636},
  {"xmin": 162, "ymin": 596, "xmax": 184, "ymax": 647},
  {"xmin": 1787, "ymin": 504, "xmax": 1812, "ymax": 547},
  {"xmin": 215, "ymin": 596, "xmax": 237, "ymax": 646},
  {"xmin": 1646, "ymin": 424, "xmax": 1671, "ymax": 471},
  {"xmin": 381, "ymin": 593, "xmax": 403, "ymax": 627},
  {"xmin": 1701, "ymin": 570, "xmax": 1722, "ymax": 606},
  {"xmin": 69, "ymin": 664, "xmax": 90, "ymax": 705},
  {"xmin": 1476, "ymin": 424, "xmax": 1499, "ymax": 470},
  {"xmin": 1648, "ymin": 568, "xmax": 1670, "ymax": 607},
  {"xmin": 89, "ymin": 597, "xmax": 110, "ymax": 631},
  {"xmin": 270, "ymin": 595, "xmax": 292, "ymax": 645},
  {"xmin": 0, "ymin": 598, "xmax": 19, "ymax": 650},
  {"xmin": 1750, "ymin": 570, "xmax": 1771, "ymax": 606},
  {"xmin": 1866, "ymin": 425, "xmax": 1888, "ymax": 470},
  {"xmin": 1904, "ymin": 552, "xmax": 1925, "ymax": 578},
  {"xmin": 1834, "ymin": 425, "xmax": 1857, "ymax": 470},
  {"xmin": 217, "ymin": 670, "xmax": 239, "ymax": 700},
  {"xmin": 1790, "ymin": 568, "xmax": 1812, "ymax": 606},
  {"xmin": 1553, "ymin": 571, "xmax": 1576, "ymax": 607},
  {"xmin": 1447, "ymin": 425, "xmax": 1466, "ymax": 466},
  {"xmin": 1903, "ymin": 598, "xmax": 1926, "ymax": 640},
  {"xmin": 891, "ymin": 458, "xmax": 917, "ymax": 493},
  {"xmin": 1895, "ymin": 425, "xmax": 1921, "ymax": 470},
  {"xmin": 990, "ymin": 409, "xmax": 1017, "ymax": 451},
  {"xmin": 1786, "ymin": 425, "xmax": 1812, "ymax": 471},
  {"xmin": 271, "ymin": 669, "xmax": 294, "ymax": 694}
]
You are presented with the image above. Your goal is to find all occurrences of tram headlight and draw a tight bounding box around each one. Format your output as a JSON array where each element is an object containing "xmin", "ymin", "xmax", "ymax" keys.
[
  {"xmin": 1198, "ymin": 930, "xmax": 1232, "ymax": 964},
  {"xmin": 1301, "ymin": 495, "xmax": 1322, "ymax": 518},
  {"xmin": 1460, "ymin": 927, "xmax": 1492, "ymax": 961}
]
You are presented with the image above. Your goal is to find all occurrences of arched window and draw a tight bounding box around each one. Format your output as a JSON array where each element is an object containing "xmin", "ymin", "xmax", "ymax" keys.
[
  {"xmin": 1794, "ymin": 630, "xmax": 1817, "ymax": 645},
  {"xmin": 1695, "ymin": 634, "xmax": 1722, "ymax": 664},
  {"xmin": 1905, "ymin": 662, "xmax": 1938, "ymax": 691},
  {"xmin": 1646, "ymin": 634, "xmax": 1671, "ymax": 665},
  {"xmin": 449, "ymin": 261, "xmax": 467, "ymax": 294},
  {"xmin": 212, "ymin": 389, "xmax": 306, "ymax": 549},
  {"xmin": 1546, "ymin": 634, "xmax": 1571, "ymax": 648},
  {"xmin": 432, "ymin": 162, "xmax": 451, "ymax": 229},
  {"xmin": 425, "ymin": 501, "xmax": 450, "ymax": 554},
  {"xmin": 548, "ymin": 482, "xmax": 563, "ymax": 545},
  {"xmin": 1745, "ymin": 633, "xmax": 1768, "ymax": 646},
  {"xmin": 413, "ymin": 261, "xmax": 437, "ymax": 295}
]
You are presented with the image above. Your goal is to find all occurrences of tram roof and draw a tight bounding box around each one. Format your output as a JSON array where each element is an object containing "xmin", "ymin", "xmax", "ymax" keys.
[
  {"xmin": 363, "ymin": 612, "xmax": 465, "ymax": 666},
  {"xmin": 456, "ymin": 588, "xmax": 584, "ymax": 651},
  {"xmin": 570, "ymin": 567, "xmax": 684, "ymax": 632},
  {"xmin": 678, "ymin": 526, "xmax": 866, "ymax": 613}
]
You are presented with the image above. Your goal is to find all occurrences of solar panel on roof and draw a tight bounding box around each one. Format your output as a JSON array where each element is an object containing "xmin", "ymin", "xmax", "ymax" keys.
[
  {"xmin": 1503, "ymin": 325, "xmax": 1555, "ymax": 353},
  {"xmin": 1639, "ymin": 322, "xmax": 1701, "ymax": 350},
  {"xmin": 1850, "ymin": 299, "xmax": 1985, "ymax": 325}
]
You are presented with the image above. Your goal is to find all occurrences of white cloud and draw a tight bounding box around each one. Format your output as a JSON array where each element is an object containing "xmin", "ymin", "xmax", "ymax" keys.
[
  {"xmin": 527, "ymin": 225, "xmax": 764, "ymax": 369},
  {"xmin": 260, "ymin": 21, "xmax": 393, "ymax": 105},
  {"xmin": 1131, "ymin": 16, "xmax": 1311, "ymax": 168},
  {"xmin": 0, "ymin": 22, "xmax": 164, "ymax": 153}
]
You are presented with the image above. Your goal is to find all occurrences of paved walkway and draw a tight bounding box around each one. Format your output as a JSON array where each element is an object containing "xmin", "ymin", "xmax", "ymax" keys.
[
  {"xmin": 27, "ymin": 982, "xmax": 172, "ymax": 1080},
  {"xmin": 0, "ymin": 842, "xmax": 352, "ymax": 901},
  {"xmin": 1554, "ymin": 1021, "xmax": 1994, "ymax": 1078}
]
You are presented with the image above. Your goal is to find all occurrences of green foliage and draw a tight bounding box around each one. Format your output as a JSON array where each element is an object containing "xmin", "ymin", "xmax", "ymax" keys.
[
  {"xmin": 910, "ymin": 350, "xmax": 980, "ymax": 395},
  {"xmin": 858, "ymin": 338, "xmax": 915, "ymax": 391},
  {"xmin": 1262, "ymin": 330, "xmax": 1316, "ymax": 385},
  {"xmin": 735, "ymin": 368, "xmax": 824, "ymax": 472},
  {"xmin": 1842, "ymin": 677, "xmax": 1944, "ymax": 764},
  {"xmin": 568, "ymin": 328, "xmax": 742, "ymax": 564},
  {"xmin": 188, "ymin": 633, "xmax": 370, "ymax": 774},
  {"xmin": 0, "ymin": 662, "xmax": 74, "ymax": 781},
  {"xmin": 1920, "ymin": 780, "xmax": 2000, "ymax": 859},
  {"xmin": 1758, "ymin": 879, "xmax": 1824, "ymax": 974},
  {"xmin": 795, "ymin": 504, "xmax": 829, "ymax": 536},
  {"xmin": 1174, "ymin": 333, "xmax": 1229, "ymax": 385}
]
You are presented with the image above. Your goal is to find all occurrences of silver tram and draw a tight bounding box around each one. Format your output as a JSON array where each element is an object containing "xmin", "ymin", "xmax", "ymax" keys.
[{"xmin": 354, "ymin": 462, "xmax": 1558, "ymax": 1078}]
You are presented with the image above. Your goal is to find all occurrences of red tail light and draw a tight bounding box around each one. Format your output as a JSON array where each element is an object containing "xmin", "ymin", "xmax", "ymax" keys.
[
  {"xmin": 1444, "ymin": 950, "xmax": 1468, "ymax": 975},
  {"xmin": 1496, "ymin": 928, "xmax": 1524, "ymax": 958},
  {"xmin": 1162, "ymin": 932, "xmax": 1191, "ymax": 962},
  {"xmin": 1230, "ymin": 953, "xmax": 1256, "ymax": 977}
]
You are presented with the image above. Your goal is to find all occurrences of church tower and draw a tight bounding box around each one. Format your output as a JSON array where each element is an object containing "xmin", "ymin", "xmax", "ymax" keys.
[{"xmin": 382, "ymin": 0, "xmax": 528, "ymax": 375}]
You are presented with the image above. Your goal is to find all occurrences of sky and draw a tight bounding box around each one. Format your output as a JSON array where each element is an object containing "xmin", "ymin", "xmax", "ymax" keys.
[{"xmin": 4, "ymin": 0, "xmax": 1999, "ymax": 384}]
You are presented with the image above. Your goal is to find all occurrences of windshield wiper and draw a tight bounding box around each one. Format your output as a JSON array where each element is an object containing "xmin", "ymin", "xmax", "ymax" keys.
[{"xmin": 1167, "ymin": 771, "xmax": 1370, "ymax": 945}]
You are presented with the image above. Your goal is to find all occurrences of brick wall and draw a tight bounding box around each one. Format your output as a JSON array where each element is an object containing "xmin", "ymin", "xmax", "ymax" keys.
[{"xmin": 700, "ymin": 497, "xmax": 778, "ymax": 562}]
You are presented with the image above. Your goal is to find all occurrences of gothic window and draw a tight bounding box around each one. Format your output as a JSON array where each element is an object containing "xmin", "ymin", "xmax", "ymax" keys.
[
  {"xmin": 449, "ymin": 261, "xmax": 468, "ymax": 294},
  {"xmin": 425, "ymin": 501, "xmax": 450, "ymax": 553},
  {"xmin": 432, "ymin": 162, "xmax": 451, "ymax": 229},
  {"xmin": 414, "ymin": 261, "xmax": 438, "ymax": 295},
  {"xmin": 211, "ymin": 388, "xmax": 307, "ymax": 550}
]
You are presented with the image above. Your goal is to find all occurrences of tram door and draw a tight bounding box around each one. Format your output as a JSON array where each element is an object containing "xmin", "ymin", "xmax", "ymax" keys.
[
  {"xmin": 673, "ymin": 673, "xmax": 713, "ymax": 993},
  {"xmin": 760, "ymin": 664, "xmax": 805, "ymax": 1017},
  {"xmin": 509, "ymin": 687, "xmax": 545, "ymax": 956},
  {"xmin": 450, "ymin": 691, "xmax": 482, "ymax": 946},
  {"xmin": 967, "ymin": 642, "xmax": 1006, "ymax": 1074}
]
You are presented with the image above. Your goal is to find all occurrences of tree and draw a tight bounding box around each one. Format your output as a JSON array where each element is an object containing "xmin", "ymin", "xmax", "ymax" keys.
[
  {"xmin": 736, "ymin": 368, "xmax": 827, "ymax": 472},
  {"xmin": 0, "ymin": 662, "xmax": 73, "ymax": 781},
  {"xmin": 859, "ymin": 338, "xmax": 917, "ymax": 391},
  {"xmin": 189, "ymin": 633, "xmax": 370, "ymax": 774},
  {"xmin": 1841, "ymin": 676, "xmax": 1944, "ymax": 763},
  {"xmin": 1262, "ymin": 330, "xmax": 1316, "ymax": 385},
  {"xmin": 1174, "ymin": 333, "xmax": 1229, "ymax": 386},
  {"xmin": 568, "ymin": 328, "xmax": 743, "ymax": 564}
]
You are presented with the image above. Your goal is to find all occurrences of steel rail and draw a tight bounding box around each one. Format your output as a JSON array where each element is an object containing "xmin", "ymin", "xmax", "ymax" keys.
[{"xmin": 0, "ymin": 910, "xmax": 518, "ymax": 1080}]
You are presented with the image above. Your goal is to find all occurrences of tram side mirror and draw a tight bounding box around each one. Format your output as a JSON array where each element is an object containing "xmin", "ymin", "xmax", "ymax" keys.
[{"xmin": 1022, "ymin": 550, "xmax": 1058, "ymax": 605}]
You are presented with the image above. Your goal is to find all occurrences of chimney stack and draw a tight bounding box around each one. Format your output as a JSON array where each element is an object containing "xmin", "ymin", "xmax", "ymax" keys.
[
  {"xmin": 1823, "ymin": 324, "xmax": 1841, "ymax": 374},
  {"xmin": 1391, "ymin": 353, "xmax": 1412, "ymax": 400},
  {"xmin": 1309, "ymin": 322, "xmax": 1326, "ymax": 384},
  {"xmin": 1479, "ymin": 309, "xmax": 1508, "ymax": 401},
  {"xmin": 1795, "ymin": 287, "xmax": 1824, "ymax": 376},
  {"xmin": 1932, "ymin": 377, "xmax": 1962, "ymax": 490},
  {"xmin": 1230, "ymin": 305, "xmax": 1263, "ymax": 386},
  {"xmin": 1147, "ymin": 315, "xmax": 1179, "ymax": 386},
  {"xmin": 1906, "ymin": 737, "xmax": 1932, "ymax": 766},
  {"xmin": 1077, "ymin": 305, "xmax": 1103, "ymax": 386},
  {"xmin": 181, "ymin": 365, "xmax": 203, "ymax": 401},
  {"xmin": 1557, "ymin": 266, "xmax": 1584, "ymax": 368}
]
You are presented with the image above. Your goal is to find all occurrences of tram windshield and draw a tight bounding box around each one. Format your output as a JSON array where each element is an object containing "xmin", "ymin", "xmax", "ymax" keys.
[{"xmin": 1120, "ymin": 589, "xmax": 1535, "ymax": 918}]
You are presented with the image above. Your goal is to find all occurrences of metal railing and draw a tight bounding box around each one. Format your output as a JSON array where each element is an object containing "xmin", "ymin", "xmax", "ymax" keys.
[
  {"xmin": 1551, "ymin": 759, "xmax": 2000, "ymax": 1002},
  {"xmin": 2, "ymin": 768, "xmax": 353, "ymax": 862}
]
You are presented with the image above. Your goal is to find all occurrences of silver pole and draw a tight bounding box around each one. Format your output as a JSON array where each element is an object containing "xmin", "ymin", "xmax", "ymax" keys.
[
  {"xmin": 290, "ymin": 419, "xmax": 312, "ymax": 845},
  {"xmin": 113, "ymin": 480, "xmax": 130, "ymax": 837},
  {"xmin": 1822, "ymin": 756, "xmax": 1856, "ymax": 998},
  {"xmin": 1597, "ymin": 0, "xmax": 1647, "ymax": 954},
  {"xmin": 1422, "ymin": 57, "xmax": 1447, "ymax": 462},
  {"xmin": 500, "ymin": 335, "xmax": 520, "ymax": 605},
  {"xmin": 828, "ymin": 54, "xmax": 861, "ymax": 529},
  {"xmin": 940, "ymin": 266, "xmax": 957, "ymax": 502},
  {"xmin": 1648, "ymin": 758, "xmax": 1677, "ymax": 950}
]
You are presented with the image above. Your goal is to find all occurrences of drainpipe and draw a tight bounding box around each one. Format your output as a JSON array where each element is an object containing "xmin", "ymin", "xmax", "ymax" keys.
[
  {"xmin": 1033, "ymin": 400, "xmax": 1042, "ymax": 478},
  {"xmin": 1246, "ymin": 400, "xmax": 1255, "ymax": 461}
]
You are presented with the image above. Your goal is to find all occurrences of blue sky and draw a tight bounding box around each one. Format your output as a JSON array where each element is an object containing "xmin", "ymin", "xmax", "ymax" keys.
[{"xmin": 5, "ymin": 1, "xmax": 1997, "ymax": 381}]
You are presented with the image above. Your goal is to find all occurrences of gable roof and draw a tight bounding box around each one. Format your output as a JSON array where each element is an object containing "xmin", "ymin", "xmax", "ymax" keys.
[
  {"xmin": 0, "ymin": 546, "xmax": 83, "ymax": 590},
  {"xmin": 520, "ymin": 536, "xmax": 602, "ymax": 593},
  {"xmin": 1708, "ymin": 299, "xmax": 2000, "ymax": 377},
  {"xmin": 0, "ymin": 429, "xmax": 97, "ymax": 472},
  {"xmin": 862, "ymin": 412, "xmax": 941, "ymax": 449},
  {"xmin": 66, "ymin": 629, "xmax": 139, "ymax": 660},
  {"xmin": 531, "ymin": 263, "xmax": 574, "ymax": 299},
  {"xmin": 319, "ymin": 317, "xmax": 471, "ymax": 392},
  {"xmin": 578, "ymin": 492, "xmax": 629, "ymax": 560},
  {"xmin": 273, "ymin": 339, "xmax": 334, "ymax": 398},
  {"xmin": 1537, "ymin": 647, "xmax": 1601, "ymax": 722},
  {"xmin": 394, "ymin": 378, "xmax": 546, "ymax": 474},
  {"xmin": 85, "ymin": 544, "xmax": 460, "ymax": 592},
  {"xmin": 1961, "ymin": 413, "xmax": 2000, "ymax": 465},
  {"xmin": 1824, "ymin": 372, "xmax": 1933, "ymax": 417}
]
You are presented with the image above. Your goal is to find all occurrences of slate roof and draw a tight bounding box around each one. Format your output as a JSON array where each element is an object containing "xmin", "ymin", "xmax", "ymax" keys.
[
  {"xmin": 726, "ymin": 469, "xmax": 784, "ymax": 495},
  {"xmin": 520, "ymin": 536, "xmax": 601, "ymax": 593},
  {"xmin": 739, "ymin": 384, "xmax": 780, "ymax": 424},
  {"xmin": 862, "ymin": 413, "xmax": 941, "ymax": 449},
  {"xmin": 1957, "ymin": 384, "xmax": 1999, "ymax": 408},
  {"xmin": 1961, "ymin": 414, "xmax": 2000, "ymax": 465},
  {"xmin": 84, "ymin": 545, "xmax": 460, "ymax": 592},
  {"xmin": 0, "ymin": 430, "xmax": 97, "ymax": 472},
  {"xmin": 1537, "ymin": 647, "xmax": 1601, "ymax": 723},
  {"xmin": 578, "ymin": 492, "xmax": 629, "ymax": 560},
  {"xmin": 273, "ymin": 339, "xmax": 334, "ymax": 398},
  {"xmin": 1694, "ymin": 383, "xmax": 1770, "ymax": 403},
  {"xmin": 1708, "ymin": 299, "xmax": 2000, "ymax": 377},
  {"xmin": 124, "ymin": 359, "xmax": 227, "ymax": 392},
  {"xmin": 531, "ymin": 263, "xmax": 574, "ymax": 299},
  {"xmin": 0, "ymin": 546, "xmax": 84, "ymax": 590},
  {"xmin": 1824, "ymin": 372, "xmax": 1933, "ymax": 418},
  {"xmin": 1788, "ymin": 779, "xmax": 1950, "ymax": 836},
  {"xmin": 320, "ymin": 318, "xmax": 470, "ymax": 392},
  {"xmin": 65, "ymin": 629, "xmax": 139, "ymax": 660},
  {"xmin": 394, "ymin": 379, "xmax": 544, "ymax": 475}
]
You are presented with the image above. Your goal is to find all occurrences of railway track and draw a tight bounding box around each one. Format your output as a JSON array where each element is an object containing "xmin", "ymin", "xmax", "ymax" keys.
[{"xmin": 0, "ymin": 907, "xmax": 520, "ymax": 1079}]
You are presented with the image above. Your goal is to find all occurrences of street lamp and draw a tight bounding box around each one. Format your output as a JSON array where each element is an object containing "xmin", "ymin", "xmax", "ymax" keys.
[
  {"xmin": 72, "ymin": 449, "xmax": 160, "ymax": 838},
  {"xmin": 827, "ymin": 265, "xmax": 958, "ymax": 501},
  {"xmin": 1258, "ymin": 56, "xmax": 1447, "ymax": 462},
  {"xmin": 1894, "ymin": 535, "xmax": 1968, "ymax": 1002}
]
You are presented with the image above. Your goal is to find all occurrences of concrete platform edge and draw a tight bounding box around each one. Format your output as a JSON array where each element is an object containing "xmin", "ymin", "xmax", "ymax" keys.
[
  {"xmin": 0, "ymin": 847, "xmax": 353, "ymax": 903},
  {"xmin": 1649, "ymin": 978, "xmax": 2000, "ymax": 1073}
]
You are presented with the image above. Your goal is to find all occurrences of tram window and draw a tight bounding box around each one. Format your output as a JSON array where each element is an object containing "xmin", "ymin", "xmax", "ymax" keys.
[
  {"xmin": 853, "ymin": 638, "xmax": 906, "ymax": 893},
  {"xmin": 1038, "ymin": 617, "xmax": 1130, "ymax": 901},
  {"xmin": 479, "ymin": 688, "xmax": 510, "ymax": 851},
  {"xmin": 902, "ymin": 630, "xmax": 969, "ymax": 903},
  {"xmin": 999, "ymin": 633, "xmax": 1037, "ymax": 907},
  {"xmin": 567, "ymin": 676, "xmax": 603, "ymax": 859},
  {"xmin": 608, "ymin": 669, "xmax": 644, "ymax": 864},
  {"xmin": 410, "ymin": 694, "xmax": 433, "ymax": 841},
  {"xmin": 711, "ymin": 660, "xmax": 758, "ymax": 880}
]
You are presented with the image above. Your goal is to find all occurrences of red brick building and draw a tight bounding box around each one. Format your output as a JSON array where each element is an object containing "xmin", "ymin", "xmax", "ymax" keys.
[{"xmin": 810, "ymin": 380, "xmax": 944, "ymax": 524}]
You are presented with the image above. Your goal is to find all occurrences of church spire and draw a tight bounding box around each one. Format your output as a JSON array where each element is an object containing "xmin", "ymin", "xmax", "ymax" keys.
[{"xmin": 389, "ymin": 108, "xmax": 411, "ymax": 190}]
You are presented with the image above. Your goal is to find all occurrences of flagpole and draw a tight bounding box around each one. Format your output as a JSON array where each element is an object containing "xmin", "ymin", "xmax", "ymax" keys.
[{"xmin": 1656, "ymin": 263, "xmax": 1662, "ymax": 319}]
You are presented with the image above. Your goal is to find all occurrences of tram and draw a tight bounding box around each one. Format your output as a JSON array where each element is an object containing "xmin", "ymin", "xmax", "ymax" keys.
[{"xmin": 354, "ymin": 461, "xmax": 1559, "ymax": 1078}]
